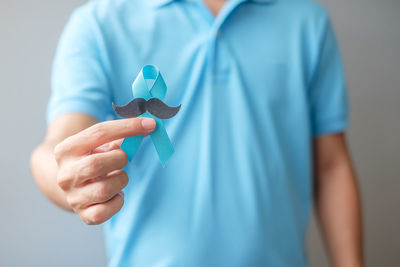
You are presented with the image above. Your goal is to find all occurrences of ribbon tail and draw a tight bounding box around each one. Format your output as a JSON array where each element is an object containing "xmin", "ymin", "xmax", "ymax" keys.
[
  {"xmin": 150, "ymin": 117, "xmax": 174, "ymax": 167},
  {"xmin": 121, "ymin": 135, "xmax": 144, "ymax": 161},
  {"xmin": 120, "ymin": 65, "xmax": 175, "ymax": 166}
]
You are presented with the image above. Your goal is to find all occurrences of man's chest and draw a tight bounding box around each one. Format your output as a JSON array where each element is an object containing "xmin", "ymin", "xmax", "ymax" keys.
[{"xmin": 103, "ymin": 3, "xmax": 313, "ymax": 110}]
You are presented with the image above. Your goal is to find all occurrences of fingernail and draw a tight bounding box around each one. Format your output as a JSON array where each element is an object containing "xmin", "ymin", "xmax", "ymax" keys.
[
  {"xmin": 141, "ymin": 118, "xmax": 156, "ymax": 132},
  {"xmin": 118, "ymin": 191, "xmax": 124, "ymax": 198}
]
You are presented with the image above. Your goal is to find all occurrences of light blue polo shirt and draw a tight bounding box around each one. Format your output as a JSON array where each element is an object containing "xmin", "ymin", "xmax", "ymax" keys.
[{"xmin": 48, "ymin": 0, "xmax": 349, "ymax": 266}]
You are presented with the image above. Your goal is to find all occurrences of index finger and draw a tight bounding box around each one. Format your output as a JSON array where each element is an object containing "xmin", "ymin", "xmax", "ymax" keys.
[{"xmin": 57, "ymin": 117, "xmax": 156, "ymax": 156}]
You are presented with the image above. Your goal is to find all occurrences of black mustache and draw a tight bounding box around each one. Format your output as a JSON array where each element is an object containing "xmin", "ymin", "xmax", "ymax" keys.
[{"xmin": 112, "ymin": 98, "xmax": 181, "ymax": 119}]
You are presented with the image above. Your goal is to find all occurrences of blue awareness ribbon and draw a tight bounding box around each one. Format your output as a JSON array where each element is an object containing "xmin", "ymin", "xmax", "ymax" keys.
[{"xmin": 120, "ymin": 65, "xmax": 174, "ymax": 167}]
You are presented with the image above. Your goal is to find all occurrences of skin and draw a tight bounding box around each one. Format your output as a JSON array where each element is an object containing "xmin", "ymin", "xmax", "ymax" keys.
[
  {"xmin": 31, "ymin": 113, "xmax": 156, "ymax": 224},
  {"xmin": 204, "ymin": 0, "xmax": 225, "ymax": 16},
  {"xmin": 313, "ymin": 134, "xmax": 363, "ymax": 267},
  {"xmin": 30, "ymin": 0, "xmax": 363, "ymax": 265}
]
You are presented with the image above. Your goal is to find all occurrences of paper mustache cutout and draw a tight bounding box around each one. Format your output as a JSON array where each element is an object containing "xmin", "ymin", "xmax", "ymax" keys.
[
  {"xmin": 114, "ymin": 65, "xmax": 178, "ymax": 166},
  {"xmin": 112, "ymin": 98, "xmax": 181, "ymax": 119}
]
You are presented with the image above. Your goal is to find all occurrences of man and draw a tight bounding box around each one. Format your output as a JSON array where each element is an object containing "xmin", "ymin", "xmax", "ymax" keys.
[{"xmin": 31, "ymin": 0, "xmax": 363, "ymax": 266}]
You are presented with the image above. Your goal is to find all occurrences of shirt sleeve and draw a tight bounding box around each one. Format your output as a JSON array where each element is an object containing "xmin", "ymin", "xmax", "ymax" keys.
[
  {"xmin": 309, "ymin": 14, "xmax": 349, "ymax": 137},
  {"xmin": 47, "ymin": 6, "xmax": 112, "ymax": 124}
]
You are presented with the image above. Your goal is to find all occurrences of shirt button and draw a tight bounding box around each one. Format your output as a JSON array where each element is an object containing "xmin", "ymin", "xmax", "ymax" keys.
[{"xmin": 216, "ymin": 30, "xmax": 221, "ymax": 38}]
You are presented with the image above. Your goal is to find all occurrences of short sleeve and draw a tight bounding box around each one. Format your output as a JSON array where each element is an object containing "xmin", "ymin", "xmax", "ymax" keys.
[
  {"xmin": 309, "ymin": 14, "xmax": 349, "ymax": 137},
  {"xmin": 47, "ymin": 6, "xmax": 112, "ymax": 124}
]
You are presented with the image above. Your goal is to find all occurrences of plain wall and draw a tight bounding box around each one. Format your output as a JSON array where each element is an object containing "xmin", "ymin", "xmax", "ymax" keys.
[{"xmin": 0, "ymin": 0, "xmax": 399, "ymax": 266}]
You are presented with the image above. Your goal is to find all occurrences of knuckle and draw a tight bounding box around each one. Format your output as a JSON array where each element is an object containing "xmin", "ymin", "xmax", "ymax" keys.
[
  {"xmin": 89, "ymin": 209, "xmax": 105, "ymax": 225},
  {"xmin": 84, "ymin": 156, "xmax": 103, "ymax": 177},
  {"xmin": 56, "ymin": 169, "xmax": 72, "ymax": 190},
  {"xmin": 95, "ymin": 182, "xmax": 110, "ymax": 199},
  {"xmin": 81, "ymin": 217, "xmax": 92, "ymax": 225},
  {"xmin": 115, "ymin": 195, "xmax": 125, "ymax": 211},
  {"xmin": 118, "ymin": 150, "xmax": 129, "ymax": 167},
  {"xmin": 65, "ymin": 195, "xmax": 78, "ymax": 209},
  {"xmin": 120, "ymin": 171, "xmax": 129, "ymax": 189},
  {"xmin": 118, "ymin": 193, "xmax": 125, "ymax": 203},
  {"xmin": 53, "ymin": 142, "xmax": 65, "ymax": 162},
  {"xmin": 81, "ymin": 214, "xmax": 96, "ymax": 225},
  {"xmin": 90, "ymin": 123, "xmax": 107, "ymax": 140}
]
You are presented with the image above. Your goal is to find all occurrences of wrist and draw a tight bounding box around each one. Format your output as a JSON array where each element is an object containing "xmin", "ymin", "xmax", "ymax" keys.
[{"xmin": 333, "ymin": 259, "xmax": 363, "ymax": 267}]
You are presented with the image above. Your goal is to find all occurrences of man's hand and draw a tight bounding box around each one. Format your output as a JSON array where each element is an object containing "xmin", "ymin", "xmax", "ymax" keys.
[
  {"xmin": 54, "ymin": 117, "xmax": 156, "ymax": 224},
  {"xmin": 31, "ymin": 114, "xmax": 156, "ymax": 225}
]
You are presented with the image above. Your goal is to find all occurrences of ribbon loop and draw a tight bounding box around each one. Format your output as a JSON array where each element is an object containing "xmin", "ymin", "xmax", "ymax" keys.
[{"xmin": 120, "ymin": 65, "xmax": 175, "ymax": 167}]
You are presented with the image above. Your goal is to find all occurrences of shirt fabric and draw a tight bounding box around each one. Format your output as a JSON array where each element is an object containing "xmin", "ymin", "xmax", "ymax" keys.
[{"xmin": 48, "ymin": 0, "xmax": 349, "ymax": 266}]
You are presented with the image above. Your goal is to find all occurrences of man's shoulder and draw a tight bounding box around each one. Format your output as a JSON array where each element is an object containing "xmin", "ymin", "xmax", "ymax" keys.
[
  {"xmin": 277, "ymin": 0, "xmax": 331, "ymax": 37},
  {"xmin": 70, "ymin": 0, "xmax": 145, "ymax": 24},
  {"xmin": 279, "ymin": 0, "xmax": 330, "ymax": 24},
  {"xmin": 284, "ymin": 0, "xmax": 328, "ymax": 16}
]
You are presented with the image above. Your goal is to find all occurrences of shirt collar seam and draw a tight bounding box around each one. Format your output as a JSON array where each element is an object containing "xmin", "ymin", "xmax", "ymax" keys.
[{"xmin": 149, "ymin": 0, "xmax": 277, "ymax": 9}]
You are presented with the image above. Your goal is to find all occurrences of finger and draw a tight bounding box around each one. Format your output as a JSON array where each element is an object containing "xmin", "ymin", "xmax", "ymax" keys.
[
  {"xmin": 91, "ymin": 138, "xmax": 124, "ymax": 154},
  {"xmin": 74, "ymin": 149, "xmax": 128, "ymax": 185},
  {"xmin": 55, "ymin": 117, "xmax": 155, "ymax": 157},
  {"xmin": 68, "ymin": 170, "xmax": 129, "ymax": 208},
  {"xmin": 80, "ymin": 193, "xmax": 124, "ymax": 225}
]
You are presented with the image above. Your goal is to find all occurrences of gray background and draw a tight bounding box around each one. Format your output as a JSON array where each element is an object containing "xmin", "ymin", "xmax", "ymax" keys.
[{"xmin": 0, "ymin": 0, "xmax": 399, "ymax": 266}]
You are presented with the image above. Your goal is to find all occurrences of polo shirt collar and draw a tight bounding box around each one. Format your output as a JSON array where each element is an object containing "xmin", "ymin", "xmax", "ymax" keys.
[
  {"xmin": 149, "ymin": 0, "xmax": 174, "ymax": 8},
  {"xmin": 149, "ymin": 0, "xmax": 276, "ymax": 8}
]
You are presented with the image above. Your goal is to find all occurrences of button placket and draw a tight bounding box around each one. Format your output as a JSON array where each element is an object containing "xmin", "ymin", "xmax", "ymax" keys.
[{"xmin": 201, "ymin": 0, "xmax": 246, "ymax": 80}]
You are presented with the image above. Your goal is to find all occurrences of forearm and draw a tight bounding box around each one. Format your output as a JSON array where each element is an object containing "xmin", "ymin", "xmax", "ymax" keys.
[
  {"xmin": 314, "ymin": 160, "xmax": 363, "ymax": 267},
  {"xmin": 31, "ymin": 141, "xmax": 72, "ymax": 211}
]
